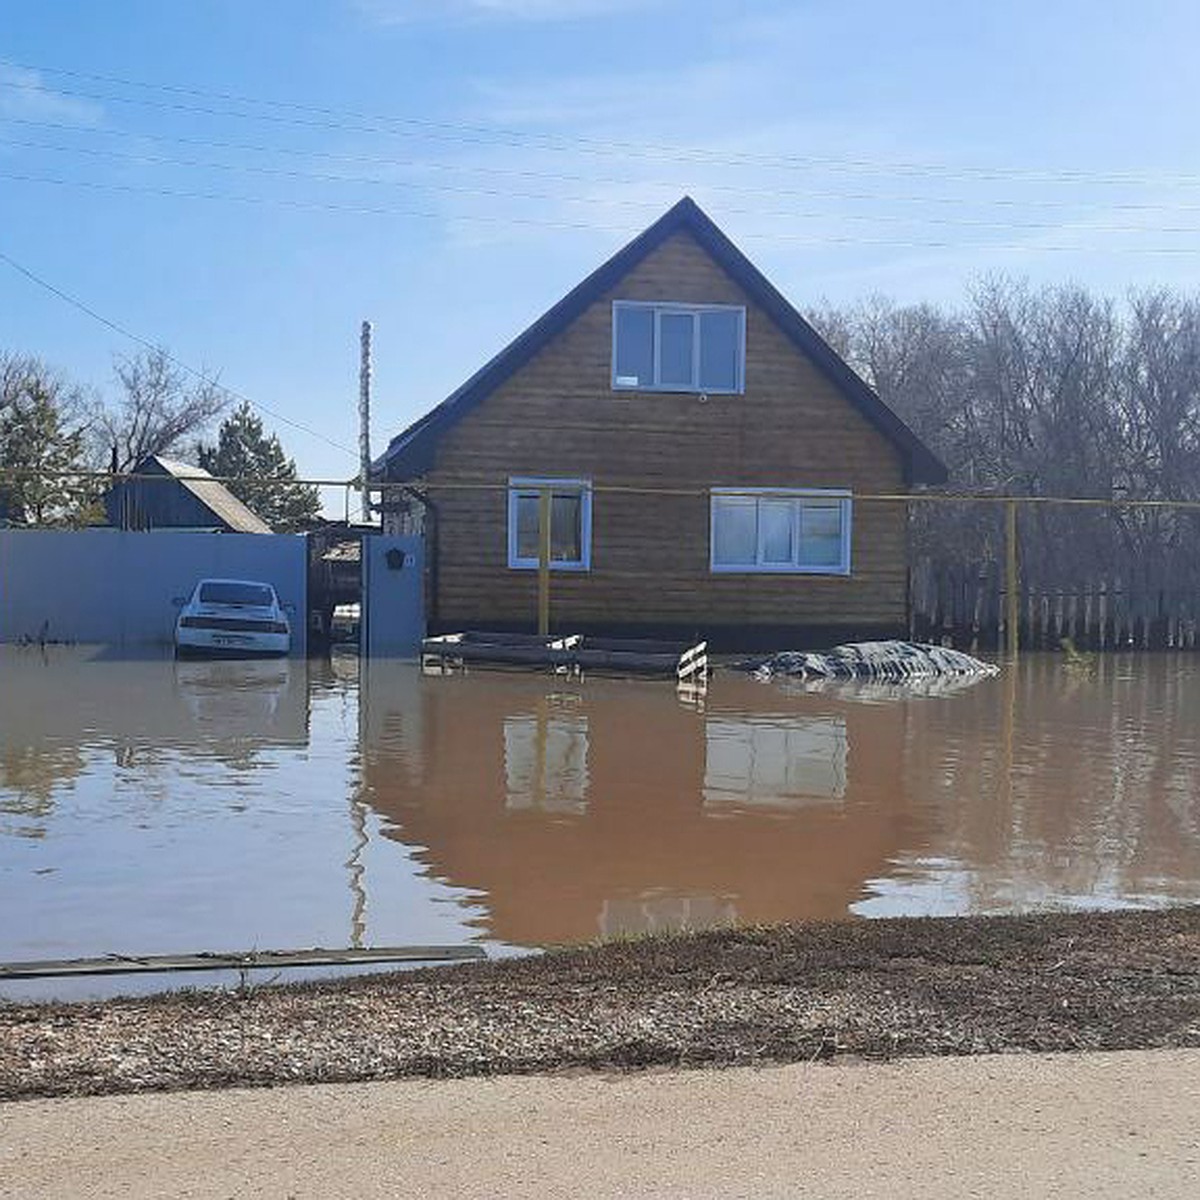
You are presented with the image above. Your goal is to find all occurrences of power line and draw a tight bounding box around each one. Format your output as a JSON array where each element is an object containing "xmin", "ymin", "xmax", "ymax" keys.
[
  {"xmin": 5, "ymin": 465, "xmax": 1200, "ymax": 511},
  {"xmin": 11, "ymin": 115, "xmax": 1200, "ymax": 216},
  {"xmin": 5, "ymin": 64, "xmax": 1200, "ymax": 187},
  {"xmin": 11, "ymin": 73, "xmax": 797, "ymax": 165},
  {"xmin": 0, "ymin": 247, "xmax": 358, "ymax": 458},
  {"xmin": 6, "ymin": 170, "xmax": 1200, "ymax": 255},
  {"xmin": 7, "ymin": 134, "xmax": 1200, "ymax": 236}
]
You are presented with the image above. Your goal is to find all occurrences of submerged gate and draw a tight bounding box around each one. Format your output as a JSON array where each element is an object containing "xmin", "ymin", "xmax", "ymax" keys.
[{"xmin": 360, "ymin": 534, "xmax": 425, "ymax": 658}]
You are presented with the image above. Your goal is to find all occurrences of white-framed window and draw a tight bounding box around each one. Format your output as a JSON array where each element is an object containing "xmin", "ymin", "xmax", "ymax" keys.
[
  {"xmin": 504, "ymin": 710, "xmax": 589, "ymax": 814},
  {"xmin": 612, "ymin": 301, "xmax": 745, "ymax": 394},
  {"xmin": 704, "ymin": 715, "xmax": 848, "ymax": 808},
  {"xmin": 710, "ymin": 488, "xmax": 852, "ymax": 575},
  {"xmin": 507, "ymin": 477, "xmax": 592, "ymax": 571}
]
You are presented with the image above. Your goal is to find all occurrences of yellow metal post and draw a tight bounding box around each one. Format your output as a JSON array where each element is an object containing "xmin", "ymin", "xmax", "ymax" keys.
[
  {"xmin": 1005, "ymin": 499, "xmax": 1019, "ymax": 659},
  {"xmin": 537, "ymin": 488, "xmax": 551, "ymax": 636}
]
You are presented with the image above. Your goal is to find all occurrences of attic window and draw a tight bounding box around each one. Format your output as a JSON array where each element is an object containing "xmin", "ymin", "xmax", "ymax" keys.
[{"xmin": 612, "ymin": 302, "xmax": 745, "ymax": 394}]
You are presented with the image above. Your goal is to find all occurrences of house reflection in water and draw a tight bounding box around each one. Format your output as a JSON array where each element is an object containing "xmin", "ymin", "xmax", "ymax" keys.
[
  {"xmin": 704, "ymin": 714, "xmax": 847, "ymax": 809},
  {"xmin": 503, "ymin": 703, "xmax": 589, "ymax": 816},
  {"xmin": 358, "ymin": 666, "xmax": 914, "ymax": 946}
]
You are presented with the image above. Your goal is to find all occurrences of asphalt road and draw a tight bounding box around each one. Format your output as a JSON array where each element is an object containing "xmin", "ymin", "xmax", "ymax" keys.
[{"xmin": 3, "ymin": 1049, "xmax": 1199, "ymax": 1198}]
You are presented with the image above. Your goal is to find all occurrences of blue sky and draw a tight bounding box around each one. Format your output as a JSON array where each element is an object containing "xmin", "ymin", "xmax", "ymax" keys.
[{"xmin": 3, "ymin": 0, "xmax": 1200, "ymax": 494}]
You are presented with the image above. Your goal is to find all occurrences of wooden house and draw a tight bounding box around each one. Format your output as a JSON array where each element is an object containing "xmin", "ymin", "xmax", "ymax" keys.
[
  {"xmin": 375, "ymin": 198, "xmax": 946, "ymax": 649},
  {"xmin": 104, "ymin": 455, "xmax": 272, "ymax": 534}
]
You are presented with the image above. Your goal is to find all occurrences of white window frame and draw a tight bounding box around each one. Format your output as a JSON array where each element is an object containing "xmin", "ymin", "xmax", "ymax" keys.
[
  {"xmin": 507, "ymin": 477, "xmax": 593, "ymax": 572},
  {"xmin": 612, "ymin": 301, "xmax": 746, "ymax": 394},
  {"xmin": 709, "ymin": 488, "xmax": 853, "ymax": 575}
]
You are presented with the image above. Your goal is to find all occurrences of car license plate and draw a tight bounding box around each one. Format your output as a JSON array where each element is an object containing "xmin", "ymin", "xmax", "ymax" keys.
[{"xmin": 213, "ymin": 634, "xmax": 252, "ymax": 646}]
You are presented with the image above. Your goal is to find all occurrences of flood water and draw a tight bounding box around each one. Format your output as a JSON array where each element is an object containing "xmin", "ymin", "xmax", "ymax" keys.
[{"xmin": 2, "ymin": 647, "xmax": 1199, "ymax": 995}]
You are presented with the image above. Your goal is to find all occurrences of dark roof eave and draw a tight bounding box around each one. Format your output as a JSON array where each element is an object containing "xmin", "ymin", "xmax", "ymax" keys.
[{"xmin": 374, "ymin": 202, "xmax": 690, "ymax": 482}]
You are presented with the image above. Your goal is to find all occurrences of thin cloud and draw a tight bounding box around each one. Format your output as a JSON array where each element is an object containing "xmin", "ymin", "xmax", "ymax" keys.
[
  {"xmin": 470, "ymin": 59, "xmax": 749, "ymax": 130},
  {"xmin": 0, "ymin": 63, "xmax": 104, "ymax": 125}
]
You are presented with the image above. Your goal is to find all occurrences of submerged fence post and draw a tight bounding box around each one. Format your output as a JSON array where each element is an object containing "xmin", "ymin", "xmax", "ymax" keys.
[
  {"xmin": 537, "ymin": 488, "xmax": 551, "ymax": 636},
  {"xmin": 1005, "ymin": 499, "xmax": 1020, "ymax": 659}
]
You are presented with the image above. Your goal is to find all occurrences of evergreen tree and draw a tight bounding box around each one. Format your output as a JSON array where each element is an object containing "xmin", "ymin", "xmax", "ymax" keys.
[
  {"xmin": 0, "ymin": 355, "xmax": 91, "ymax": 526},
  {"xmin": 198, "ymin": 402, "xmax": 321, "ymax": 531}
]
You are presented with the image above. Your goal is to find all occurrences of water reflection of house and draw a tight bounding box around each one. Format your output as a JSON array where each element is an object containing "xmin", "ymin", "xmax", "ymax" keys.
[
  {"xmin": 503, "ymin": 703, "xmax": 589, "ymax": 815},
  {"xmin": 703, "ymin": 713, "xmax": 847, "ymax": 809},
  {"xmin": 358, "ymin": 667, "xmax": 912, "ymax": 946}
]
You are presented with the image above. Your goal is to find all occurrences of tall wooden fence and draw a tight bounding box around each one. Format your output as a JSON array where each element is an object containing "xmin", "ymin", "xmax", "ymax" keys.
[{"xmin": 909, "ymin": 558, "xmax": 1200, "ymax": 651}]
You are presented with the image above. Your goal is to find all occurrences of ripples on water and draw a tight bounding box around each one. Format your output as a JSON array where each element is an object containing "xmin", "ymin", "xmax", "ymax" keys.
[{"xmin": 2, "ymin": 647, "xmax": 1198, "ymax": 993}]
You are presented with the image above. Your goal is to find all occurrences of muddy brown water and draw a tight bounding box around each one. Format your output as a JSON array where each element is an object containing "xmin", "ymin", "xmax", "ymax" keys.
[{"xmin": 2, "ymin": 647, "xmax": 1198, "ymax": 997}]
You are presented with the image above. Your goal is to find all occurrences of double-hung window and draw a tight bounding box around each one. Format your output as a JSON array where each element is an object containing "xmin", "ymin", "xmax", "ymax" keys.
[
  {"xmin": 507, "ymin": 477, "xmax": 592, "ymax": 571},
  {"xmin": 710, "ymin": 489, "xmax": 852, "ymax": 575},
  {"xmin": 612, "ymin": 302, "xmax": 745, "ymax": 393}
]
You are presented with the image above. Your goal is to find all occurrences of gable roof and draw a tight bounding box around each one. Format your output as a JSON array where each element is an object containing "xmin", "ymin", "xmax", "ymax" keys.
[
  {"xmin": 376, "ymin": 197, "xmax": 947, "ymax": 486},
  {"xmin": 144, "ymin": 456, "xmax": 273, "ymax": 534}
]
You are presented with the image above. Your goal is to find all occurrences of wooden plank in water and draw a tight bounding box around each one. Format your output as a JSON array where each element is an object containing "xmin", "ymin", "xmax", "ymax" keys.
[
  {"xmin": 584, "ymin": 637, "xmax": 693, "ymax": 654},
  {"xmin": 431, "ymin": 642, "xmax": 576, "ymax": 668},
  {"xmin": 461, "ymin": 630, "xmax": 560, "ymax": 647},
  {"xmin": 572, "ymin": 648, "xmax": 681, "ymax": 673},
  {"xmin": 0, "ymin": 944, "xmax": 486, "ymax": 980}
]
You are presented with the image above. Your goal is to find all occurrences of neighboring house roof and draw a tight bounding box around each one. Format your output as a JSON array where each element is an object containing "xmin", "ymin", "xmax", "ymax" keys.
[
  {"xmin": 375, "ymin": 196, "xmax": 947, "ymax": 486},
  {"xmin": 141, "ymin": 456, "xmax": 273, "ymax": 534}
]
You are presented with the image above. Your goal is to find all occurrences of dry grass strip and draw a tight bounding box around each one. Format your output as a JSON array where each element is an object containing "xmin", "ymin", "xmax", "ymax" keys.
[{"xmin": 3, "ymin": 910, "xmax": 1199, "ymax": 1101}]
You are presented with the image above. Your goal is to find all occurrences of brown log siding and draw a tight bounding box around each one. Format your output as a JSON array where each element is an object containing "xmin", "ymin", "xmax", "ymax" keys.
[{"xmin": 424, "ymin": 230, "xmax": 909, "ymax": 639}]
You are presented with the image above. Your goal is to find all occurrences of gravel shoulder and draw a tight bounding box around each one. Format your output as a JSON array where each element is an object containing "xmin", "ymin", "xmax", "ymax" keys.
[{"xmin": 3, "ymin": 909, "xmax": 1199, "ymax": 1102}]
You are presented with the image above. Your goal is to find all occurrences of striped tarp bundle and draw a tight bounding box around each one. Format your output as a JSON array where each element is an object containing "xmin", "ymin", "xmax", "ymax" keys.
[{"xmin": 751, "ymin": 640, "xmax": 1000, "ymax": 682}]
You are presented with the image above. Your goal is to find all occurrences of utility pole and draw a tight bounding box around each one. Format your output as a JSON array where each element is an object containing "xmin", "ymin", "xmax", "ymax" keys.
[
  {"xmin": 1005, "ymin": 499, "xmax": 1020, "ymax": 659},
  {"xmin": 538, "ymin": 488, "xmax": 552, "ymax": 636},
  {"xmin": 359, "ymin": 319, "xmax": 372, "ymax": 523}
]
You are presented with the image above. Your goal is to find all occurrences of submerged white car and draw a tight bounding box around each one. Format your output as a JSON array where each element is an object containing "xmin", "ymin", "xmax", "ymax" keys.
[{"xmin": 174, "ymin": 578, "xmax": 291, "ymax": 658}]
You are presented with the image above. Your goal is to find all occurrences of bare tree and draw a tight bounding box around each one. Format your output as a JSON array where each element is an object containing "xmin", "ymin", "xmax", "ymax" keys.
[
  {"xmin": 808, "ymin": 278, "xmax": 1200, "ymax": 596},
  {"xmin": 98, "ymin": 347, "xmax": 226, "ymax": 472}
]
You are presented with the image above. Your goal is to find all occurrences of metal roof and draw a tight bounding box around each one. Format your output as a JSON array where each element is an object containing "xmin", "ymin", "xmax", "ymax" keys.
[{"xmin": 374, "ymin": 196, "xmax": 947, "ymax": 487}]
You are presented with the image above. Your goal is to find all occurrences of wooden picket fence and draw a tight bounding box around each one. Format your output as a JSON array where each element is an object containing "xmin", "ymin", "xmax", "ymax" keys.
[{"xmin": 908, "ymin": 558, "xmax": 1200, "ymax": 652}]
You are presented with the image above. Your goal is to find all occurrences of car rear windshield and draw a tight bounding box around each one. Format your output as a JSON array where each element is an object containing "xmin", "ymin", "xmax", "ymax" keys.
[{"xmin": 198, "ymin": 582, "xmax": 276, "ymax": 607}]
